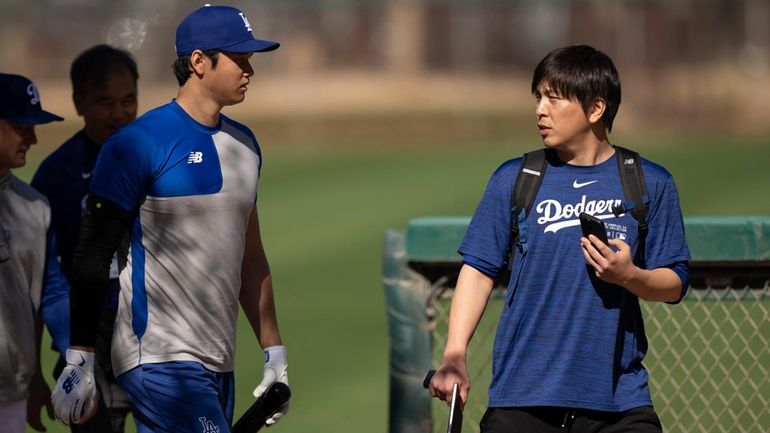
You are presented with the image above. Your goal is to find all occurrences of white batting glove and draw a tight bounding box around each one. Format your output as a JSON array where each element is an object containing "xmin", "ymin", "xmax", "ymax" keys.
[
  {"xmin": 51, "ymin": 349, "xmax": 98, "ymax": 426},
  {"xmin": 253, "ymin": 345, "xmax": 289, "ymax": 426}
]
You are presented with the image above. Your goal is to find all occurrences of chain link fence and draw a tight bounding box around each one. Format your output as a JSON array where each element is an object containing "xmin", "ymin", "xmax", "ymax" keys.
[
  {"xmin": 385, "ymin": 217, "xmax": 770, "ymax": 433},
  {"xmin": 425, "ymin": 284, "xmax": 770, "ymax": 433}
]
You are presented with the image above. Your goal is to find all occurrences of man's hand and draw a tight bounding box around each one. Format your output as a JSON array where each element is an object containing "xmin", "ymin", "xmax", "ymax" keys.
[
  {"xmin": 253, "ymin": 345, "xmax": 289, "ymax": 426},
  {"xmin": 580, "ymin": 235, "xmax": 637, "ymax": 286},
  {"xmin": 27, "ymin": 369, "xmax": 54, "ymax": 431},
  {"xmin": 582, "ymin": 235, "xmax": 684, "ymax": 302},
  {"xmin": 51, "ymin": 348, "xmax": 98, "ymax": 426},
  {"xmin": 429, "ymin": 355, "xmax": 470, "ymax": 409}
]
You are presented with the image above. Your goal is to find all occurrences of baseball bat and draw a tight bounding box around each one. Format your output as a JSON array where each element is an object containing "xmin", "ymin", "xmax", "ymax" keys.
[{"xmin": 231, "ymin": 382, "xmax": 291, "ymax": 433}]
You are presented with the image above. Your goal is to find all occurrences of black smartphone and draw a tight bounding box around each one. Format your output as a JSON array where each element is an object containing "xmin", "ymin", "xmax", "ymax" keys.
[{"xmin": 579, "ymin": 212, "xmax": 609, "ymax": 245}]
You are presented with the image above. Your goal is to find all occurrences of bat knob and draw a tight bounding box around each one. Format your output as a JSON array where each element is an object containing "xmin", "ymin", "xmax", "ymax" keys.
[{"xmin": 423, "ymin": 370, "xmax": 436, "ymax": 389}]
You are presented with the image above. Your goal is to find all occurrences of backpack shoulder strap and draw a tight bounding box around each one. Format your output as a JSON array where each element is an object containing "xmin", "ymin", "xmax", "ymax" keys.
[
  {"xmin": 509, "ymin": 149, "xmax": 548, "ymax": 260},
  {"xmin": 512, "ymin": 149, "xmax": 548, "ymax": 217},
  {"xmin": 612, "ymin": 145, "xmax": 649, "ymax": 266}
]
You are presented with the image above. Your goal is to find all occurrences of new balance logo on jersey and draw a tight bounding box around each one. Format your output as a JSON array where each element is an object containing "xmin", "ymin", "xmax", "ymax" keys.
[
  {"xmin": 62, "ymin": 370, "xmax": 80, "ymax": 394},
  {"xmin": 188, "ymin": 151, "xmax": 204, "ymax": 164},
  {"xmin": 199, "ymin": 417, "xmax": 221, "ymax": 433}
]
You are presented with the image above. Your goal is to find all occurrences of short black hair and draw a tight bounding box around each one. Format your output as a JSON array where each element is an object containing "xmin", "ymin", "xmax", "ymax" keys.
[
  {"xmin": 70, "ymin": 45, "xmax": 138, "ymax": 98},
  {"xmin": 172, "ymin": 50, "xmax": 220, "ymax": 86},
  {"xmin": 531, "ymin": 45, "xmax": 621, "ymax": 132}
]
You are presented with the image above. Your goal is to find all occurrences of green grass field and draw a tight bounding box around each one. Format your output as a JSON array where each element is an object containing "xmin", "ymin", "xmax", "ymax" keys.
[{"xmin": 14, "ymin": 116, "xmax": 770, "ymax": 433}]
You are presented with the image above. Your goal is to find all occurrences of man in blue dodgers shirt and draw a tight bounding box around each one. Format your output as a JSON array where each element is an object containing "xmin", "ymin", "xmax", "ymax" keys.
[
  {"xmin": 33, "ymin": 44, "xmax": 139, "ymax": 433},
  {"xmin": 51, "ymin": 5, "xmax": 289, "ymax": 432},
  {"xmin": 428, "ymin": 45, "xmax": 690, "ymax": 432}
]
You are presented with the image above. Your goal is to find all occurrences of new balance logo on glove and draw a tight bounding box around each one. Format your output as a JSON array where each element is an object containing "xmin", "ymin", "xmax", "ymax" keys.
[{"xmin": 62, "ymin": 370, "xmax": 80, "ymax": 393}]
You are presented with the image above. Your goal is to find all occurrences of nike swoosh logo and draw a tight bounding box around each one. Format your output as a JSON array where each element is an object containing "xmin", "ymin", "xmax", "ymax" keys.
[
  {"xmin": 81, "ymin": 172, "xmax": 92, "ymax": 180},
  {"xmin": 573, "ymin": 180, "xmax": 598, "ymax": 188},
  {"xmin": 78, "ymin": 354, "xmax": 86, "ymax": 367}
]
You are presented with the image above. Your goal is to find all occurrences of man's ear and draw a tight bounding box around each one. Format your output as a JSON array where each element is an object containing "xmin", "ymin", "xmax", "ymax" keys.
[
  {"xmin": 587, "ymin": 98, "xmax": 606, "ymax": 125},
  {"xmin": 189, "ymin": 49, "xmax": 207, "ymax": 76}
]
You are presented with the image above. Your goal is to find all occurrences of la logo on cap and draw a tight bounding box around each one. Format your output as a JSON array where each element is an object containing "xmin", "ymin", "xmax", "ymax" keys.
[
  {"xmin": 27, "ymin": 83, "xmax": 41, "ymax": 106},
  {"xmin": 239, "ymin": 12, "xmax": 252, "ymax": 32}
]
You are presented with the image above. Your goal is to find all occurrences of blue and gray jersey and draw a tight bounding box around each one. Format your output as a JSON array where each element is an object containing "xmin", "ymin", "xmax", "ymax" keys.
[{"xmin": 91, "ymin": 101, "xmax": 262, "ymax": 375}]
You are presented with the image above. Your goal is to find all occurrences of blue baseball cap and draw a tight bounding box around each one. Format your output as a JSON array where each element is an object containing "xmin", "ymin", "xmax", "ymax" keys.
[
  {"xmin": 0, "ymin": 73, "xmax": 63, "ymax": 124},
  {"xmin": 175, "ymin": 5, "xmax": 279, "ymax": 56}
]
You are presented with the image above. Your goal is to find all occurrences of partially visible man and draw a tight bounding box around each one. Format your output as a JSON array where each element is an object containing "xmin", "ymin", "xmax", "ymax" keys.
[
  {"xmin": 51, "ymin": 5, "xmax": 289, "ymax": 432},
  {"xmin": 0, "ymin": 72, "xmax": 63, "ymax": 433},
  {"xmin": 32, "ymin": 44, "xmax": 139, "ymax": 433}
]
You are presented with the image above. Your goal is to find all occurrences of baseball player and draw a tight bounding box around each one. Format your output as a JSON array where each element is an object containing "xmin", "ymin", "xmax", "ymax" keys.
[{"xmin": 51, "ymin": 5, "xmax": 289, "ymax": 432}]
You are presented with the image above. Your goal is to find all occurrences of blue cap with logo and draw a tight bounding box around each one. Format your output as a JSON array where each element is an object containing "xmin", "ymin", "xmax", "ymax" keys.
[
  {"xmin": 175, "ymin": 5, "xmax": 279, "ymax": 56},
  {"xmin": 0, "ymin": 73, "xmax": 63, "ymax": 124}
]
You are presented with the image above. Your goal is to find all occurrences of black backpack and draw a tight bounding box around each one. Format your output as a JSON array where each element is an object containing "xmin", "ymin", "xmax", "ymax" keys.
[{"xmin": 508, "ymin": 145, "xmax": 649, "ymax": 268}]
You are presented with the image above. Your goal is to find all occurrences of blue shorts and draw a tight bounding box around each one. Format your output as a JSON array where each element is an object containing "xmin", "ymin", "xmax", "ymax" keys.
[{"xmin": 117, "ymin": 361, "xmax": 235, "ymax": 433}]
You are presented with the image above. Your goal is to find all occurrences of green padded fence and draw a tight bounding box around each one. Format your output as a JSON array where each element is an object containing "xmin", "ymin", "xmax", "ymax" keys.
[{"xmin": 384, "ymin": 217, "xmax": 770, "ymax": 433}]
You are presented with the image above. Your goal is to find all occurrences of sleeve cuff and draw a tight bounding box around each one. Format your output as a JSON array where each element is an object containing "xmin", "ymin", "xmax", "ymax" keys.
[{"xmin": 461, "ymin": 255, "xmax": 500, "ymax": 279}]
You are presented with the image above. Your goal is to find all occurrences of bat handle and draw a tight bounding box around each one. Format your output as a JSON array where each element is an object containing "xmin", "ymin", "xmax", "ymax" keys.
[{"xmin": 423, "ymin": 369, "xmax": 436, "ymax": 389}]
